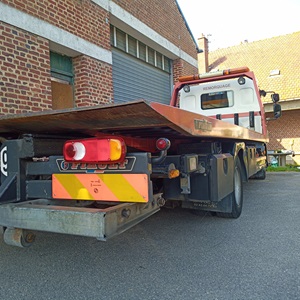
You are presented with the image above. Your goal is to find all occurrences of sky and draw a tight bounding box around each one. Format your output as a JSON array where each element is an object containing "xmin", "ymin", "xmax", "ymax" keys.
[{"xmin": 176, "ymin": 0, "xmax": 300, "ymax": 51}]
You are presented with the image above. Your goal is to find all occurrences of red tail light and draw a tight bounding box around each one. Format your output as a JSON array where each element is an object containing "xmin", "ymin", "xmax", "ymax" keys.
[
  {"xmin": 156, "ymin": 138, "xmax": 171, "ymax": 151},
  {"xmin": 63, "ymin": 137, "xmax": 126, "ymax": 163}
]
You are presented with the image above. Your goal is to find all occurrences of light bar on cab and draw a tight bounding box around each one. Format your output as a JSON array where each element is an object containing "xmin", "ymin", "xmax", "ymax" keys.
[
  {"xmin": 178, "ymin": 66, "xmax": 250, "ymax": 82},
  {"xmin": 63, "ymin": 137, "xmax": 126, "ymax": 163}
]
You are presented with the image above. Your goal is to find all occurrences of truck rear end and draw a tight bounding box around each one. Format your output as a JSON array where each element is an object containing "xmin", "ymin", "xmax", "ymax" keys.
[{"xmin": 0, "ymin": 133, "xmax": 165, "ymax": 246}]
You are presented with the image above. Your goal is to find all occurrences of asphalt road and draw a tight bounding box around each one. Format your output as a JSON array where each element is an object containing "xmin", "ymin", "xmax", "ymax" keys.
[{"xmin": 0, "ymin": 173, "xmax": 299, "ymax": 300}]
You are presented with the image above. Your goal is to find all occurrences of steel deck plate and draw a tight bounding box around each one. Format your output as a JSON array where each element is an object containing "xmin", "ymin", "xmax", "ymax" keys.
[{"xmin": 0, "ymin": 100, "xmax": 268, "ymax": 142}]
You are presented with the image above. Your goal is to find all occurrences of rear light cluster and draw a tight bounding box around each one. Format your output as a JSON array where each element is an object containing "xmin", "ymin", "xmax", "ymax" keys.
[{"xmin": 63, "ymin": 137, "xmax": 126, "ymax": 163}]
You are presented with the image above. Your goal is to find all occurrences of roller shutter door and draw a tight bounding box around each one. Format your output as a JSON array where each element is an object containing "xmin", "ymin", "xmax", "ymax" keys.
[{"xmin": 112, "ymin": 50, "xmax": 172, "ymax": 104}]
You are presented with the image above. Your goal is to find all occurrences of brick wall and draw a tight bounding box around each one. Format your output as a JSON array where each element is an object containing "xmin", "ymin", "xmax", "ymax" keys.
[
  {"xmin": 73, "ymin": 55, "xmax": 113, "ymax": 107},
  {"xmin": 1, "ymin": 0, "xmax": 112, "ymax": 112},
  {"xmin": 0, "ymin": 22, "xmax": 52, "ymax": 114},
  {"xmin": 173, "ymin": 58, "xmax": 197, "ymax": 82},
  {"xmin": 2, "ymin": 0, "xmax": 111, "ymax": 50},
  {"xmin": 266, "ymin": 109, "xmax": 300, "ymax": 165},
  {"xmin": 1, "ymin": 0, "xmax": 197, "ymax": 114}
]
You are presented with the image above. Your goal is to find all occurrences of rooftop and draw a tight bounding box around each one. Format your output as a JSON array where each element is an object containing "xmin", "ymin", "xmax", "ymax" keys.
[{"xmin": 208, "ymin": 31, "xmax": 300, "ymax": 103}]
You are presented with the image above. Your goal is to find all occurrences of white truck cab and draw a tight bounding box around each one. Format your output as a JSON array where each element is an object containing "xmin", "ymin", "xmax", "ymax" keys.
[{"xmin": 179, "ymin": 73, "xmax": 263, "ymax": 133}]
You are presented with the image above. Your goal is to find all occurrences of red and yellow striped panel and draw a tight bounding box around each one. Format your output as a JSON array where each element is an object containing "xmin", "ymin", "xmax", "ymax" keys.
[{"xmin": 52, "ymin": 174, "xmax": 149, "ymax": 203}]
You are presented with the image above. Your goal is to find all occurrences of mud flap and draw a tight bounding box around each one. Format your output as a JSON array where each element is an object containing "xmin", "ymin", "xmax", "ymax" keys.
[{"xmin": 182, "ymin": 195, "xmax": 232, "ymax": 213}]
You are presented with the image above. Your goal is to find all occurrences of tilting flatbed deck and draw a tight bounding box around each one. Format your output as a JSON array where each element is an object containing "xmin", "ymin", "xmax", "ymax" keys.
[{"xmin": 0, "ymin": 100, "xmax": 268, "ymax": 143}]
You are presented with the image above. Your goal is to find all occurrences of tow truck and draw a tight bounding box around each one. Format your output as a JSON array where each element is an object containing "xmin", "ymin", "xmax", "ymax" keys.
[{"xmin": 0, "ymin": 67, "xmax": 281, "ymax": 247}]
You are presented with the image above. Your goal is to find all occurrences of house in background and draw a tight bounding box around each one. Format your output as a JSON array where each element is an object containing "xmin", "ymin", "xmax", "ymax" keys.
[{"xmin": 198, "ymin": 32, "xmax": 300, "ymax": 164}]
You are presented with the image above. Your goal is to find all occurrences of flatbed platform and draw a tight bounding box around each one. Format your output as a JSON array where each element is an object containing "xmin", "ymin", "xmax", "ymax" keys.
[{"xmin": 0, "ymin": 100, "xmax": 268, "ymax": 142}]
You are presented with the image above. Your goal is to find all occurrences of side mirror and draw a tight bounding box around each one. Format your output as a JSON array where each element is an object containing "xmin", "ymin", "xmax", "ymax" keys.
[
  {"xmin": 271, "ymin": 93, "xmax": 280, "ymax": 103},
  {"xmin": 259, "ymin": 89, "xmax": 266, "ymax": 97},
  {"xmin": 273, "ymin": 103, "xmax": 281, "ymax": 119}
]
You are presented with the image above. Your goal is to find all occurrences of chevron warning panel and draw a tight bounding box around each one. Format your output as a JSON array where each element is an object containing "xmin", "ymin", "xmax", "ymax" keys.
[{"xmin": 52, "ymin": 173, "xmax": 149, "ymax": 203}]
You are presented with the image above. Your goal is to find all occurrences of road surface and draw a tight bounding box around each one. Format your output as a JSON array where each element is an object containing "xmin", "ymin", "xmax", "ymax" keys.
[{"xmin": 0, "ymin": 173, "xmax": 299, "ymax": 300}]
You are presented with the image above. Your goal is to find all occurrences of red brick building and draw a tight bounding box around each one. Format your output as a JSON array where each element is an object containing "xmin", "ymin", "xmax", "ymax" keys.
[
  {"xmin": 198, "ymin": 32, "xmax": 300, "ymax": 164},
  {"xmin": 0, "ymin": 0, "xmax": 198, "ymax": 114}
]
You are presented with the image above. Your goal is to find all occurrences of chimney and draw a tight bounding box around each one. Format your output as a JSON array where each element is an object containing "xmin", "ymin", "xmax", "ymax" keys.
[{"xmin": 197, "ymin": 34, "xmax": 209, "ymax": 73}]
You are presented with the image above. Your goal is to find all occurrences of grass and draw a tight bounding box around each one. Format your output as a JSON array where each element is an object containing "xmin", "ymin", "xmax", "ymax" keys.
[{"xmin": 267, "ymin": 164, "xmax": 300, "ymax": 172}]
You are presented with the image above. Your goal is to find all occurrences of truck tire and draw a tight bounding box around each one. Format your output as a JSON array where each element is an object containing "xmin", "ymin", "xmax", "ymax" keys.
[
  {"xmin": 217, "ymin": 158, "xmax": 243, "ymax": 219},
  {"xmin": 250, "ymin": 167, "xmax": 266, "ymax": 180}
]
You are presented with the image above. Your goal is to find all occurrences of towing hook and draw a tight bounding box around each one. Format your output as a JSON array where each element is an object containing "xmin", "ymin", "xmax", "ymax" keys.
[
  {"xmin": 151, "ymin": 150, "xmax": 167, "ymax": 164},
  {"xmin": 151, "ymin": 138, "xmax": 171, "ymax": 164}
]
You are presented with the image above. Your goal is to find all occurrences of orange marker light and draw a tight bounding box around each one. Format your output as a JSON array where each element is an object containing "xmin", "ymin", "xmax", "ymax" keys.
[{"xmin": 168, "ymin": 169, "xmax": 180, "ymax": 179}]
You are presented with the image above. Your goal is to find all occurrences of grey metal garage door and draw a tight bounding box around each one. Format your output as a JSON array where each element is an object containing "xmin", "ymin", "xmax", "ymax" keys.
[{"xmin": 112, "ymin": 50, "xmax": 172, "ymax": 104}]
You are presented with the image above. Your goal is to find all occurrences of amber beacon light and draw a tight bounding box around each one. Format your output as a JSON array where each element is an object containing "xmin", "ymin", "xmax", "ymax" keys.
[{"xmin": 178, "ymin": 66, "xmax": 250, "ymax": 82}]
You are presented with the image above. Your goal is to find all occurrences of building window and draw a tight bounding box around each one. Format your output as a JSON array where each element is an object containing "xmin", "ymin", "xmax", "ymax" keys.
[
  {"xmin": 110, "ymin": 25, "xmax": 171, "ymax": 73},
  {"xmin": 269, "ymin": 69, "xmax": 280, "ymax": 76},
  {"xmin": 128, "ymin": 35, "xmax": 137, "ymax": 56},
  {"xmin": 164, "ymin": 56, "xmax": 170, "ymax": 73},
  {"xmin": 50, "ymin": 52, "xmax": 74, "ymax": 109},
  {"xmin": 148, "ymin": 47, "xmax": 155, "ymax": 65},
  {"xmin": 156, "ymin": 52, "xmax": 163, "ymax": 69},
  {"xmin": 116, "ymin": 28, "xmax": 126, "ymax": 52},
  {"xmin": 139, "ymin": 41, "xmax": 147, "ymax": 61}
]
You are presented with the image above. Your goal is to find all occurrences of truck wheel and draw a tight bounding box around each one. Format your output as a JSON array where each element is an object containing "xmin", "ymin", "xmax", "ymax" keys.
[
  {"xmin": 250, "ymin": 167, "xmax": 266, "ymax": 180},
  {"xmin": 217, "ymin": 158, "xmax": 243, "ymax": 219}
]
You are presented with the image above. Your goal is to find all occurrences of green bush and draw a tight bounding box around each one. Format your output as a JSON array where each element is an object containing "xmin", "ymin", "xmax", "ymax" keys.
[{"xmin": 267, "ymin": 164, "xmax": 300, "ymax": 172}]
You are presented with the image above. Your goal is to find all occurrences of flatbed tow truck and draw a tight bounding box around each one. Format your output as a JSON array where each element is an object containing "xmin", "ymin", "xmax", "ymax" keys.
[{"xmin": 0, "ymin": 67, "xmax": 281, "ymax": 247}]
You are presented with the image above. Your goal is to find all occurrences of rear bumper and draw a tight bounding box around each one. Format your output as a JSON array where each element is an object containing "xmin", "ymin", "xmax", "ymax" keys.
[{"xmin": 0, "ymin": 195, "xmax": 162, "ymax": 240}]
